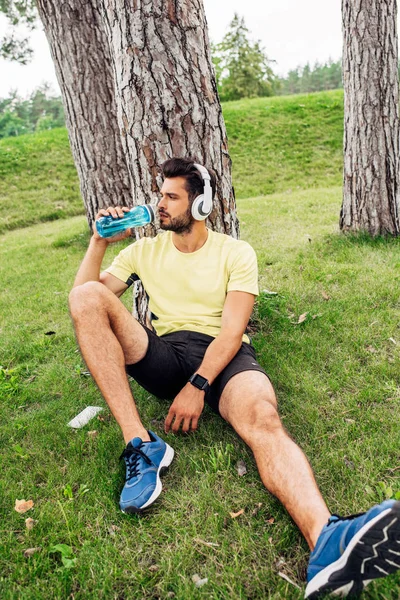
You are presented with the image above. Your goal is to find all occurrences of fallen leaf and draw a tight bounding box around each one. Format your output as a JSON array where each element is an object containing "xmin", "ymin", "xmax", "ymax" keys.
[
  {"xmin": 25, "ymin": 517, "xmax": 37, "ymax": 530},
  {"xmin": 108, "ymin": 525, "xmax": 120, "ymax": 536},
  {"xmin": 299, "ymin": 265, "xmax": 304, "ymax": 271},
  {"xmin": 345, "ymin": 418, "xmax": 355, "ymax": 424},
  {"xmin": 266, "ymin": 517, "xmax": 275, "ymax": 524},
  {"xmin": 192, "ymin": 574, "xmax": 208, "ymax": 588},
  {"xmin": 229, "ymin": 509, "xmax": 244, "ymax": 519},
  {"xmin": 236, "ymin": 460, "xmax": 247, "ymax": 476},
  {"xmin": 366, "ymin": 345, "xmax": 377, "ymax": 353},
  {"xmin": 275, "ymin": 557, "xmax": 286, "ymax": 569},
  {"xmin": 389, "ymin": 337, "xmax": 397, "ymax": 345},
  {"xmin": 149, "ymin": 564, "xmax": 159, "ymax": 572},
  {"xmin": 15, "ymin": 499, "xmax": 34, "ymax": 514},
  {"xmin": 194, "ymin": 538, "xmax": 219, "ymax": 548},
  {"xmin": 344, "ymin": 457, "xmax": 355, "ymax": 470},
  {"xmin": 251, "ymin": 502, "xmax": 262, "ymax": 517},
  {"xmin": 321, "ymin": 291, "xmax": 330, "ymax": 301},
  {"xmin": 297, "ymin": 312, "xmax": 308, "ymax": 324},
  {"xmin": 166, "ymin": 593, "xmax": 175, "ymax": 599},
  {"xmin": 277, "ymin": 572, "xmax": 301, "ymax": 590},
  {"xmin": 24, "ymin": 547, "xmax": 41, "ymax": 558},
  {"xmin": 87, "ymin": 430, "xmax": 98, "ymax": 438}
]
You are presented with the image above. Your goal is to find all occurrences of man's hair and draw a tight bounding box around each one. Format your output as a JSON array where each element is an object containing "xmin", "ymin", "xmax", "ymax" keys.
[{"xmin": 161, "ymin": 157, "xmax": 217, "ymax": 202}]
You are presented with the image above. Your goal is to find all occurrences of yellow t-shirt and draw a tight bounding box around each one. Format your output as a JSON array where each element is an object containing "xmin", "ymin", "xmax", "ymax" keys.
[{"xmin": 106, "ymin": 229, "xmax": 258, "ymax": 341}]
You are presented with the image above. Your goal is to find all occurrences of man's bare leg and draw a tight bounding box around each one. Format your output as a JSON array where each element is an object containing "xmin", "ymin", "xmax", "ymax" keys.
[
  {"xmin": 219, "ymin": 371, "xmax": 330, "ymax": 550},
  {"xmin": 69, "ymin": 281, "xmax": 150, "ymax": 443}
]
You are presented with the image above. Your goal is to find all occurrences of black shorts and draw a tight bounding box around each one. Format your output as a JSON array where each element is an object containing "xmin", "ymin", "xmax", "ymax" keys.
[{"xmin": 126, "ymin": 327, "xmax": 268, "ymax": 414}]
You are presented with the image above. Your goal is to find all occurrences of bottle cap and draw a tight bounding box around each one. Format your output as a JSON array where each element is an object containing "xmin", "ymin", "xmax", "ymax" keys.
[{"xmin": 146, "ymin": 204, "xmax": 155, "ymax": 222}]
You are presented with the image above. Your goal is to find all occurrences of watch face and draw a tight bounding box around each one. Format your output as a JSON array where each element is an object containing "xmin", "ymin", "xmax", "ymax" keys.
[{"xmin": 190, "ymin": 374, "xmax": 209, "ymax": 390}]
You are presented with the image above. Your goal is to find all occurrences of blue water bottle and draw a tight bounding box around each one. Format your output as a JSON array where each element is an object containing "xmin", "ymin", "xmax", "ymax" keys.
[{"xmin": 96, "ymin": 204, "xmax": 155, "ymax": 239}]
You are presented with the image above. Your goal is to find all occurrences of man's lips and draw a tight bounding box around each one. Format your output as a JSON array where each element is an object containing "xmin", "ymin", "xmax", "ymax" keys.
[{"xmin": 159, "ymin": 212, "xmax": 170, "ymax": 218}]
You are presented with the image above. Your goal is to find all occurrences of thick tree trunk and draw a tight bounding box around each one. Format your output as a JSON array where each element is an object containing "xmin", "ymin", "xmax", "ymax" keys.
[
  {"xmin": 100, "ymin": 0, "xmax": 238, "ymax": 238},
  {"xmin": 341, "ymin": 0, "xmax": 400, "ymax": 236},
  {"xmin": 36, "ymin": 0, "xmax": 132, "ymax": 227},
  {"xmin": 38, "ymin": 0, "xmax": 238, "ymax": 324}
]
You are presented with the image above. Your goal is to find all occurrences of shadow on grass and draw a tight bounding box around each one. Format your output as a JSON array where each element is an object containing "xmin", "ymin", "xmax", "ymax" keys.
[{"xmin": 322, "ymin": 230, "xmax": 400, "ymax": 250}]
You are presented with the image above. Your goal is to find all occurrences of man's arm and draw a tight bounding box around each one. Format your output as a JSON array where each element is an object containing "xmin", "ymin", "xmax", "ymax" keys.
[
  {"xmin": 164, "ymin": 290, "xmax": 255, "ymax": 434},
  {"xmin": 72, "ymin": 206, "xmax": 130, "ymax": 297}
]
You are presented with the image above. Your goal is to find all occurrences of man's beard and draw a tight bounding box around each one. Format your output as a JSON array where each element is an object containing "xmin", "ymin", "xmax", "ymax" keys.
[{"xmin": 159, "ymin": 206, "xmax": 195, "ymax": 234}]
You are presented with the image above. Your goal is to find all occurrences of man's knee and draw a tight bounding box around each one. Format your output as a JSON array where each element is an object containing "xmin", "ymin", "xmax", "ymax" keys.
[
  {"xmin": 233, "ymin": 399, "xmax": 282, "ymax": 443},
  {"xmin": 219, "ymin": 372, "xmax": 282, "ymax": 444},
  {"xmin": 69, "ymin": 281, "xmax": 108, "ymax": 318}
]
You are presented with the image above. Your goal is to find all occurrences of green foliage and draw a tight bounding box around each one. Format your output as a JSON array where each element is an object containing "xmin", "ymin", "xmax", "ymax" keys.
[
  {"xmin": 0, "ymin": 84, "xmax": 65, "ymax": 139},
  {"xmin": 278, "ymin": 59, "xmax": 343, "ymax": 95},
  {"xmin": 212, "ymin": 14, "xmax": 277, "ymax": 101},
  {"xmin": 0, "ymin": 0, "xmax": 37, "ymax": 63}
]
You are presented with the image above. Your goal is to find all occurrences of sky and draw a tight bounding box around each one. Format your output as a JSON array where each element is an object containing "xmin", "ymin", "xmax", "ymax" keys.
[{"xmin": 0, "ymin": 0, "xmax": 344, "ymax": 97}]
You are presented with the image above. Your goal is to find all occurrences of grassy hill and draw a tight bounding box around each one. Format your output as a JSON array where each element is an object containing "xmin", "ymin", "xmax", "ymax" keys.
[
  {"xmin": 1, "ymin": 87, "xmax": 400, "ymax": 599},
  {"xmin": 0, "ymin": 90, "xmax": 344, "ymax": 234}
]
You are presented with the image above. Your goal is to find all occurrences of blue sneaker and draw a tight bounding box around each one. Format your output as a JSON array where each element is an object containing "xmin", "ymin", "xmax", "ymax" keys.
[
  {"xmin": 305, "ymin": 500, "xmax": 400, "ymax": 598},
  {"xmin": 119, "ymin": 430, "xmax": 174, "ymax": 514}
]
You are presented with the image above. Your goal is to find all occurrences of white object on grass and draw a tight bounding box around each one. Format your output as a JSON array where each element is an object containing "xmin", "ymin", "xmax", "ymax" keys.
[{"xmin": 68, "ymin": 406, "xmax": 103, "ymax": 429}]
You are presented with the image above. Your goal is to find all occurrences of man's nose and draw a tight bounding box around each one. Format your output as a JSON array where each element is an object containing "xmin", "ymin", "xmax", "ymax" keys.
[{"xmin": 158, "ymin": 196, "xmax": 167, "ymax": 209}]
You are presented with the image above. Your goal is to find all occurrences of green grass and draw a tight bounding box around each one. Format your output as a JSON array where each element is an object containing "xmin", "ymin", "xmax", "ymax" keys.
[
  {"xmin": 0, "ymin": 128, "xmax": 82, "ymax": 235},
  {"xmin": 1, "ymin": 189, "xmax": 399, "ymax": 599},
  {"xmin": 0, "ymin": 90, "xmax": 344, "ymax": 234},
  {"xmin": 224, "ymin": 90, "xmax": 343, "ymax": 198}
]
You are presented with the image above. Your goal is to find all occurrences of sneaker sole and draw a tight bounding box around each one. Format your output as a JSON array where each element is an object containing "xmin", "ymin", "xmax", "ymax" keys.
[
  {"xmin": 121, "ymin": 443, "xmax": 175, "ymax": 515},
  {"xmin": 305, "ymin": 501, "xmax": 400, "ymax": 599}
]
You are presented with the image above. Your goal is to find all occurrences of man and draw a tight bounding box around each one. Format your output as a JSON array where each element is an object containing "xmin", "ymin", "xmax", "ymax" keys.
[{"xmin": 69, "ymin": 157, "xmax": 400, "ymax": 598}]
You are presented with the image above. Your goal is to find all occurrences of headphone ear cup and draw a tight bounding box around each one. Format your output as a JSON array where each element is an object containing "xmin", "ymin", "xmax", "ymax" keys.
[{"xmin": 191, "ymin": 194, "xmax": 209, "ymax": 220}]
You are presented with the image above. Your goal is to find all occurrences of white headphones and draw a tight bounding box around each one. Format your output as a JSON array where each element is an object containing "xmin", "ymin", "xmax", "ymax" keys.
[{"xmin": 191, "ymin": 163, "xmax": 214, "ymax": 220}]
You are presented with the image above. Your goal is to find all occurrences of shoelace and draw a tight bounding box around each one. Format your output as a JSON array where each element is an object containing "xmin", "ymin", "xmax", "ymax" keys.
[
  {"xmin": 120, "ymin": 443, "xmax": 153, "ymax": 481},
  {"xmin": 327, "ymin": 511, "xmax": 366, "ymax": 526}
]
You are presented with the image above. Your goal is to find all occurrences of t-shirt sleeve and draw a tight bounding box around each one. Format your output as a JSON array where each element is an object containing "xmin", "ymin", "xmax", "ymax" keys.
[
  {"xmin": 105, "ymin": 243, "xmax": 139, "ymax": 284},
  {"xmin": 227, "ymin": 242, "xmax": 259, "ymax": 296}
]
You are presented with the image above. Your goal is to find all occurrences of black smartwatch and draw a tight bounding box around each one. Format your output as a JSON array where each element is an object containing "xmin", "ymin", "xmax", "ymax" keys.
[{"xmin": 188, "ymin": 373, "xmax": 210, "ymax": 393}]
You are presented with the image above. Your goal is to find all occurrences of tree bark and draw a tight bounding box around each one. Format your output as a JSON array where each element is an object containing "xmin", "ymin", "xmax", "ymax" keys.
[
  {"xmin": 36, "ymin": 0, "xmax": 133, "ymax": 227},
  {"xmin": 100, "ymin": 0, "xmax": 238, "ymax": 238},
  {"xmin": 341, "ymin": 0, "xmax": 400, "ymax": 236}
]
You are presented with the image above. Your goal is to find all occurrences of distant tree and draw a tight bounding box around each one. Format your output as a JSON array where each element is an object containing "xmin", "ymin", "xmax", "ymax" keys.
[
  {"xmin": 0, "ymin": 0, "xmax": 36, "ymax": 63},
  {"xmin": 278, "ymin": 60, "xmax": 343, "ymax": 96},
  {"xmin": 341, "ymin": 0, "xmax": 400, "ymax": 236},
  {"xmin": 0, "ymin": 85, "xmax": 65, "ymax": 138},
  {"xmin": 212, "ymin": 14, "xmax": 276, "ymax": 101}
]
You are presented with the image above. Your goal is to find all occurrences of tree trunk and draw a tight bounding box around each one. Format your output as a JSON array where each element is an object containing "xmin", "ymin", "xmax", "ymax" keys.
[
  {"xmin": 38, "ymin": 0, "xmax": 238, "ymax": 324},
  {"xmin": 341, "ymin": 0, "xmax": 400, "ymax": 236},
  {"xmin": 36, "ymin": 0, "xmax": 133, "ymax": 227},
  {"xmin": 100, "ymin": 0, "xmax": 238, "ymax": 238}
]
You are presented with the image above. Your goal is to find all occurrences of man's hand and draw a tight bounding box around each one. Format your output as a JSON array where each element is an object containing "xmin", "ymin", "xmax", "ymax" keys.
[
  {"xmin": 164, "ymin": 383, "xmax": 205, "ymax": 434},
  {"xmin": 93, "ymin": 206, "xmax": 132, "ymax": 243}
]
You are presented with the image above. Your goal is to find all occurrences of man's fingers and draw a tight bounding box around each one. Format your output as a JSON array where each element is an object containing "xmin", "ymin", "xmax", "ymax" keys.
[
  {"xmin": 171, "ymin": 414, "xmax": 183, "ymax": 433},
  {"xmin": 164, "ymin": 410, "xmax": 174, "ymax": 433},
  {"xmin": 95, "ymin": 206, "xmax": 128, "ymax": 220},
  {"xmin": 190, "ymin": 416, "xmax": 199, "ymax": 431},
  {"xmin": 181, "ymin": 417, "xmax": 192, "ymax": 433}
]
